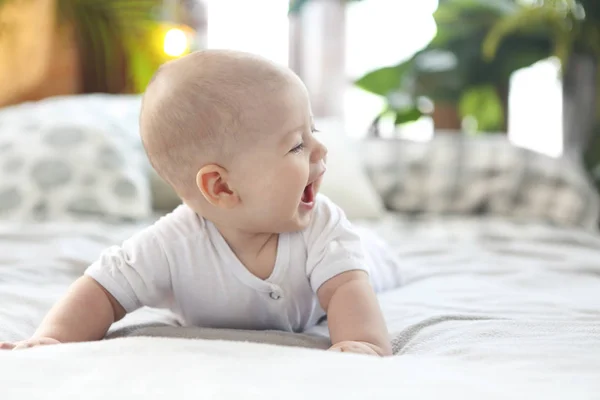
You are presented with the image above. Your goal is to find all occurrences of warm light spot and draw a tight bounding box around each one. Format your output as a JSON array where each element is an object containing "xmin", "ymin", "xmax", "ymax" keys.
[{"xmin": 163, "ymin": 28, "xmax": 189, "ymax": 57}]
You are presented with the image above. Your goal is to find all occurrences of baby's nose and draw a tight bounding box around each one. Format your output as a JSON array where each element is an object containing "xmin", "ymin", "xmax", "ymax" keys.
[{"xmin": 311, "ymin": 139, "xmax": 328, "ymax": 163}]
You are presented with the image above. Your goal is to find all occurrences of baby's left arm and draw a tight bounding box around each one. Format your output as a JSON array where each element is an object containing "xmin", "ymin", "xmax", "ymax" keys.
[{"xmin": 318, "ymin": 270, "xmax": 392, "ymax": 357}]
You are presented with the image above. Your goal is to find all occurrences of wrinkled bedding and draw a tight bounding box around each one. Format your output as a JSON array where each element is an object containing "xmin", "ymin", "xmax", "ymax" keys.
[{"xmin": 1, "ymin": 215, "xmax": 600, "ymax": 398}]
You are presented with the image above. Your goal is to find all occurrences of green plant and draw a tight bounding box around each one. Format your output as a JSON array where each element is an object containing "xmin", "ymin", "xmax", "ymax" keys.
[
  {"xmin": 484, "ymin": 0, "xmax": 600, "ymax": 65},
  {"xmin": 355, "ymin": 0, "xmax": 556, "ymax": 132},
  {"xmin": 0, "ymin": 0, "xmax": 167, "ymax": 93},
  {"xmin": 288, "ymin": 0, "xmax": 364, "ymax": 15},
  {"xmin": 483, "ymin": 0, "xmax": 600, "ymax": 190}
]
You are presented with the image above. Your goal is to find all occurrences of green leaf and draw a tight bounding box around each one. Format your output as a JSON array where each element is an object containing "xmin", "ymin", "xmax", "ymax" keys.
[
  {"xmin": 458, "ymin": 85, "xmax": 504, "ymax": 132},
  {"xmin": 394, "ymin": 108, "xmax": 423, "ymax": 125},
  {"xmin": 289, "ymin": 0, "xmax": 365, "ymax": 15},
  {"xmin": 482, "ymin": 2, "xmax": 580, "ymax": 66},
  {"xmin": 435, "ymin": 0, "xmax": 518, "ymax": 18},
  {"xmin": 354, "ymin": 61, "xmax": 413, "ymax": 96},
  {"xmin": 431, "ymin": 0, "xmax": 519, "ymax": 47},
  {"xmin": 127, "ymin": 44, "xmax": 158, "ymax": 92},
  {"xmin": 70, "ymin": 0, "xmax": 161, "ymax": 93},
  {"xmin": 288, "ymin": 0, "xmax": 311, "ymax": 15}
]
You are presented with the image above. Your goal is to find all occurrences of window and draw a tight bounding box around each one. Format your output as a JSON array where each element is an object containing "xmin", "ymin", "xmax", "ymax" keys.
[
  {"xmin": 508, "ymin": 58, "xmax": 563, "ymax": 157},
  {"xmin": 205, "ymin": 0, "xmax": 289, "ymax": 66},
  {"xmin": 344, "ymin": 0, "xmax": 438, "ymax": 139}
]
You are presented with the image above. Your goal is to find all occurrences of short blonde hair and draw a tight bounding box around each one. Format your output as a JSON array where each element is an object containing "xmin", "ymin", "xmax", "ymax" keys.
[{"xmin": 140, "ymin": 49, "xmax": 290, "ymax": 195}]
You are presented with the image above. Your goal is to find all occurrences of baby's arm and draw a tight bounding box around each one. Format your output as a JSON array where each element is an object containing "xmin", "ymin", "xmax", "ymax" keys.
[
  {"xmin": 318, "ymin": 270, "xmax": 392, "ymax": 357},
  {"xmin": 1, "ymin": 219, "xmax": 174, "ymax": 351},
  {"xmin": 0, "ymin": 276, "xmax": 125, "ymax": 350}
]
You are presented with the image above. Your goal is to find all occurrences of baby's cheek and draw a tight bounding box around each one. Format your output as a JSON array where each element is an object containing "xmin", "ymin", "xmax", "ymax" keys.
[
  {"xmin": 251, "ymin": 164, "xmax": 306, "ymax": 208},
  {"xmin": 250, "ymin": 177, "xmax": 283, "ymax": 207}
]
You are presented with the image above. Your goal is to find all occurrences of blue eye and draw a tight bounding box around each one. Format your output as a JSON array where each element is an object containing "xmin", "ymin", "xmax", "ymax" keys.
[{"xmin": 290, "ymin": 143, "xmax": 304, "ymax": 153}]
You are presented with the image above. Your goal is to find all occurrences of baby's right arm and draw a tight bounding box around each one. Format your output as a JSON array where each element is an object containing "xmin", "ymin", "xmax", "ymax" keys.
[
  {"xmin": 0, "ymin": 276, "xmax": 125, "ymax": 350},
  {"xmin": 2, "ymin": 212, "xmax": 178, "ymax": 350}
]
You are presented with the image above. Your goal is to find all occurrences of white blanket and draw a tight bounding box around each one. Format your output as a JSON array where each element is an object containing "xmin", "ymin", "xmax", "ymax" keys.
[
  {"xmin": 1, "ymin": 216, "xmax": 600, "ymax": 398},
  {"xmin": 0, "ymin": 337, "xmax": 591, "ymax": 400}
]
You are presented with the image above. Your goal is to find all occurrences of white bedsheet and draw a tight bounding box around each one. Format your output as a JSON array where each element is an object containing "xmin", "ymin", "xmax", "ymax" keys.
[{"xmin": 1, "ymin": 215, "xmax": 600, "ymax": 398}]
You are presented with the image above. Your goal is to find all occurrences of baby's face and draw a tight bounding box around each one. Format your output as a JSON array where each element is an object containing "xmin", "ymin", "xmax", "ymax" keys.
[{"xmin": 226, "ymin": 80, "xmax": 327, "ymax": 233}]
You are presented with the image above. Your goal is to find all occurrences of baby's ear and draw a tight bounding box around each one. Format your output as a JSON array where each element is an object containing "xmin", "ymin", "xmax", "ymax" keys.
[{"xmin": 195, "ymin": 165, "xmax": 240, "ymax": 208}]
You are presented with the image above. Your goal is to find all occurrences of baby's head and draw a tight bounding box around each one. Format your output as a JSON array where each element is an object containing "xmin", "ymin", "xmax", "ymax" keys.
[{"xmin": 140, "ymin": 49, "xmax": 327, "ymax": 233}]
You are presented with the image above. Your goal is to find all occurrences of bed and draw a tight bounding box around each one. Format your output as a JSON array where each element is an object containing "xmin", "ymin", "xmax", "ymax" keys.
[{"xmin": 1, "ymin": 95, "xmax": 599, "ymax": 399}]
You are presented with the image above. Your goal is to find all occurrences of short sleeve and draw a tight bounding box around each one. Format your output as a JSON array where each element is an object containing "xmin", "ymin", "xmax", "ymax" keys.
[
  {"xmin": 84, "ymin": 227, "xmax": 173, "ymax": 313},
  {"xmin": 304, "ymin": 195, "xmax": 368, "ymax": 293}
]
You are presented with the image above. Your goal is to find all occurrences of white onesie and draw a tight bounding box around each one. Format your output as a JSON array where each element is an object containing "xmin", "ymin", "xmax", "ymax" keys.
[{"xmin": 85, "ymin": 194, "xmax": 400, "ymax": 333}]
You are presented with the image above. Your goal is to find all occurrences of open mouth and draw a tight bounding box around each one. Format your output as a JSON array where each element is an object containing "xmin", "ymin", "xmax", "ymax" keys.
[{"xmin": 301, "ymin": 182, "xmax": 315, "ymax": 205}]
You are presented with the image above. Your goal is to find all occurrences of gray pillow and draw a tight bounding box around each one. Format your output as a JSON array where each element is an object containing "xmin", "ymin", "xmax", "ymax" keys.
[
  {"xmin": 362, "ymin": 134, "xmax": 600, "ymax": 230},
  {"xmin": 0, "ymin": 122, "xmax": 151, "ymax": 222}
]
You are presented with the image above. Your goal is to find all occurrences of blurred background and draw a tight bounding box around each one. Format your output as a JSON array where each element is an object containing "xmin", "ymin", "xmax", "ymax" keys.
[{"xmin": 0, "ymin": 0, "xmax": 599, "ymax": 188}]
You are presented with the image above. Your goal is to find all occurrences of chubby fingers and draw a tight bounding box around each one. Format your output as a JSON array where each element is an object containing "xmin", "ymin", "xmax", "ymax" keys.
[
  {"xmin": 0, "ymin": 342, "xmax": 17, "ymax": 350},
  {"xmin": 1, "ymin": 337, "xmax": 61, "ymax": 351},
  {"xmin": 18, "ymin": 337, "xmax": 61, "ymax": 350},
  {"xmin": 328, "ymin": 341, "xmax": 379, "ymax": 356},
  {"xmin": 13, "ymin": 341, "xmax": 35, "ymax": 350}
]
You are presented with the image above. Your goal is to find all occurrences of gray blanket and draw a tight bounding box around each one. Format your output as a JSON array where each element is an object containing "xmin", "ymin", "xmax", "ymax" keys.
[{"xmin": 107, "ymin": 324, "xmax": 331, "ymax": 350}]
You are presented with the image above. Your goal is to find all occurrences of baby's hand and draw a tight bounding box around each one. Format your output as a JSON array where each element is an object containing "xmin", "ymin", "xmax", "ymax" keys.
[
  {"xmin": 328, "ymin": 341, "xmax": 382, "ymax": 356},
  {"xmin": 0, "ymin": 337, "xmax": 61, "ymax": 350}
]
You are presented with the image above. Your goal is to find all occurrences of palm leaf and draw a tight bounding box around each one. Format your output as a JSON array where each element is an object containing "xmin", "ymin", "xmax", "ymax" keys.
[
  {"xmin": 1, "ymin": 0, "xmax": 163, "ymax": 93},
  {"xmin": 483, "ymin": 4, "xmax": 576, "ymax": 67},
  {"xmin": 61, "ymin": 0, "xmax": 162, "ymax": 92},
  {"xmin": 431, "ymin": 0, "xmax": 518, "ymax": 45}
]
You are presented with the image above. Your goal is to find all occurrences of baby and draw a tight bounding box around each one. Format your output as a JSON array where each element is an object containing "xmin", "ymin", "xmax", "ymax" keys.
[{"xmin": 1, "ymin": 50, "xmax": 396, "ymax": 356}]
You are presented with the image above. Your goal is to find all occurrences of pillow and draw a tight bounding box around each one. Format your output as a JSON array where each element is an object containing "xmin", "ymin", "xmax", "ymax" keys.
[
  {"xmin": 362, "ymin": 134, "xmax": 600, "ymax": 230},
  {"xmin": 0, "ymin": 98, "xmax": 151, "ymax": 222},
  {"xmin": 2, "ymin": 94, "xmax": 177, "ymax": 213}
]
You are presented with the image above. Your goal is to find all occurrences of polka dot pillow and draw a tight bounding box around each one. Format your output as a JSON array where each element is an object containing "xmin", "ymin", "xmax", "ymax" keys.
[{"xmin": 0, "ymin": 120, "xmax": 151, "ymax": 222}]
